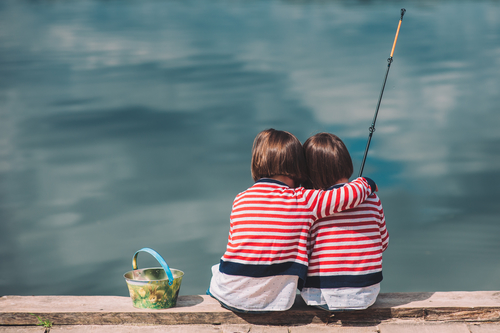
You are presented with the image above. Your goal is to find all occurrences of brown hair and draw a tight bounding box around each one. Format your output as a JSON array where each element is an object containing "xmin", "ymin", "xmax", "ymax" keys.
[
  {"xmin": 303, "ymin": 133, "xmax": 353, "ymax": 190},
  {"xmin": 251, "ymin": 128, "xmax": 307, "ymax": 185}
]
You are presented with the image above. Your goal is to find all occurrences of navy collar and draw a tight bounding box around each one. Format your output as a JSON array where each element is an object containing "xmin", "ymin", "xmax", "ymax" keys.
[
  {"xmin": 326, "ymin": 183, "xmax": 347, "ymax": 190},
  {"xmin": 255, "ymin": 178, "xmax": 290, "ymax": 187}
]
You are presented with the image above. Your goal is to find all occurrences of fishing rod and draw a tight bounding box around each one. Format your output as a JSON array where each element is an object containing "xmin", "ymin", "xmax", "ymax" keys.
[{"xmin": 358, "ymin": 8, "xmax": 406, "ymax": 177}]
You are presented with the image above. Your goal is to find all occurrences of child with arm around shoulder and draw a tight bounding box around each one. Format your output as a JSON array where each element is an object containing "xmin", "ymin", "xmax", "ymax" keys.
[
  {"xmin": 301, "ymin": 133, "xmax": 389, "ymax": 311},
  {"xmin": 207, "ymin": 129, "xmax": 377, "ymax": 313}
]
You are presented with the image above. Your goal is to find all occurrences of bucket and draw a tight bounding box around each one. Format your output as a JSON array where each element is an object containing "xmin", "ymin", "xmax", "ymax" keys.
[{"xmin": 124, "ymin": 248, "xmax": 184, "ymax": 309}]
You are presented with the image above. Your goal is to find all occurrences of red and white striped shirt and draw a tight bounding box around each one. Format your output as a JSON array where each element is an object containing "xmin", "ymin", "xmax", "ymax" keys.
[{"xmin": 304, "ymin": 192, "xmax": 388, "ymax": 286}]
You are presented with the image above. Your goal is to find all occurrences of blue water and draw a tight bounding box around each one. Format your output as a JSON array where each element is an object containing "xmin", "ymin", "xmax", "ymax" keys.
[{"xmin": 1, "ymin": 0, "xmax": 499, "ymax": 297}]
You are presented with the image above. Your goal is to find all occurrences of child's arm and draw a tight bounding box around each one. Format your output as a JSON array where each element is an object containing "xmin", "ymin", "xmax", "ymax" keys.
[
  {"xmin": 313, "ymin": 177, "xmax": 376, "ymax": 220},
  {"xmin": 378, "ymin": 204, "xmax": 389, "ymax": 252}
]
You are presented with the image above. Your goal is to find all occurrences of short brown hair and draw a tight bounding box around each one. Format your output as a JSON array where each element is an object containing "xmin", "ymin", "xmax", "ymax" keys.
[
  {"xmin": 251, "ymin": 128, "xmax": 307, "ymax": 184},
  {"xmin": 303, "ymin": 133, "xmax": 353, "ymax": 190}
]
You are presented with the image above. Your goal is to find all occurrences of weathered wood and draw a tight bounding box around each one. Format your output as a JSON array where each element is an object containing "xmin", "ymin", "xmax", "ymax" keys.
[
  {"xmin": 1, "ymin": 292, "xmax": 500, "ymax": 326},
  {"xmin": 378, "ymin": 322, "xmax": 471, "ymax": 333}
]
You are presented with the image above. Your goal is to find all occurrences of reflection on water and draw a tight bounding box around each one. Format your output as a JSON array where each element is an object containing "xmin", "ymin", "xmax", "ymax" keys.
[{"xmin": 1, "ymin": 0, "xmax": 499, "ymax": 296}]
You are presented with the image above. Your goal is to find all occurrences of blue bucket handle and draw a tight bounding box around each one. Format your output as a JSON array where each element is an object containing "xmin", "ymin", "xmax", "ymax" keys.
[{"xmin": 132, "ymin": 248, "xmax": 174, "ymax": 286}]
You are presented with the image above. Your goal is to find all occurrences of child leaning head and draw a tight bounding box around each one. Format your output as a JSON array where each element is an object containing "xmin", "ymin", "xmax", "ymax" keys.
[
  {"xmin": 251, "ymin": 128, "xmax": 307, "ymax": 187},
  {"xmin": 303, "ymin": 132, "xmax": 353, "ymax": 190}
]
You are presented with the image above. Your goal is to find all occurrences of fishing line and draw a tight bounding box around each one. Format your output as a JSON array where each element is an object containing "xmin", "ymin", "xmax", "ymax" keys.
[{"xmin": 358, "ymin": 8, "xmax": 406, "ymax": 177}]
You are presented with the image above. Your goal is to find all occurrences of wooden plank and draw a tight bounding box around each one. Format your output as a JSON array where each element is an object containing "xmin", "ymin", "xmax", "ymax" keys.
[
  {"xmin": 468, "ymin": 323, "xmax": 500, "ymax": 333},
  {"xmin": 290, "ymin": 325, "xmax": 378, "ymax": 332},
  {"xmin": 378, "ymin": 322, "xmax": 471, "ymax": 333},
  {"xmin": 1, "ymin": 292, "xmax": 500, "ymax": 326}
]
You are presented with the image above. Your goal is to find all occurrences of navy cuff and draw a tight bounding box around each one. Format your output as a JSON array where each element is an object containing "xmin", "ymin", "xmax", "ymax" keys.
[{"xmin": 363, "ymin": 177, "xmax": 376, "ymax": 195}]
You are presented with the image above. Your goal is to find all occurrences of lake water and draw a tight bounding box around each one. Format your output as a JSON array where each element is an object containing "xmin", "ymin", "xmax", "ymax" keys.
[{"xmin": 1, "ymin": 0, "xmax": 500, "ymax": 297}]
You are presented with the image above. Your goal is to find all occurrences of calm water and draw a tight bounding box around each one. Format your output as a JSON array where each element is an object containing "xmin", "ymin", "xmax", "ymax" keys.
[{"xmin": 1, "ymin": 0, "xmax": 499, "ymax": 297}]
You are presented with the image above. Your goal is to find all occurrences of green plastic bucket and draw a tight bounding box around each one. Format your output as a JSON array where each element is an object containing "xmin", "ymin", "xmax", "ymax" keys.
[{"xmin": 124, "ymin": 248, "xmax": 184, "ymax": 309}]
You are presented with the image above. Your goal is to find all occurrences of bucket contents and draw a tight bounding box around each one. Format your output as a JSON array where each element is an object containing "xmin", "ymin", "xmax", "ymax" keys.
[{"xmin": 124, "ymin": 248, "xmax": 184, "ymax": 309}]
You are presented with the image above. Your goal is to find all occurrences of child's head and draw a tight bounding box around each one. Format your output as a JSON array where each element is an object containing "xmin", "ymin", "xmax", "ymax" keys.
[
  {"xmin": 251, "ymin": 128, "xmax": 307, "ymax": 185},
  {"xmin": 303, "ymin": 132, "xmax": 353, "ymax": 190}
]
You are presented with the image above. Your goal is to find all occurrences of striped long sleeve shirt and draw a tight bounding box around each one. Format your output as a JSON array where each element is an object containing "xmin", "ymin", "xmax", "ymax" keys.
[
  {"xmin": 300, "ymin": 183, "xmax": 388, "ymax": 311},
  {"xmin": 303, "ymin": 191, "xmax": 388, "ymax": 289}
]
